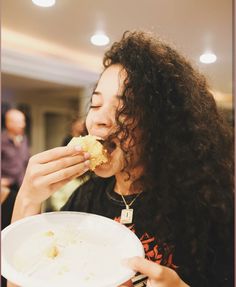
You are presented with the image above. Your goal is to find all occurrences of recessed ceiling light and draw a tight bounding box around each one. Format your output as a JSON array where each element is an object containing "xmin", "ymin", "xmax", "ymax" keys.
[
  {"xmin": 199, "ymin": 52, "xmax": 217, "ymax": 64},
  {"xmin": 32, "ymin": 0, "xmax": 56, "ymax": 7},
  {"xmin": 90, "ymin": 33, "xmax": 110, "ymax": 46}
]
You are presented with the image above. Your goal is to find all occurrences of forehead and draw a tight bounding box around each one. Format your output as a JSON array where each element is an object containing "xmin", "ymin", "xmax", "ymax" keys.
[
  {"xmin": 6, "ymin": 111, "xmax": 25, "ymax": 122},
  {"xmin": 95, "ymin": 64, "xmax": 126, "ymax": 99}
]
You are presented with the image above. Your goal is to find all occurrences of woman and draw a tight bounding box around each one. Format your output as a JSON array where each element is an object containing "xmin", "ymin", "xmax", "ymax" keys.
[{"xmin": 11, "ymin": 31, "xmax": 234, "ymax": 286}]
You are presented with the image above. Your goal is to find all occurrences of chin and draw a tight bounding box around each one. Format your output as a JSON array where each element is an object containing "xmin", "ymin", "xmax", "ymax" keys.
[
  {"xmin": 93, "ymin": 147, "xmax": 124, "ymax": 177},
  {"xmin": 93, "ymin": 168, "xmax": 115, "ymax": 178}
]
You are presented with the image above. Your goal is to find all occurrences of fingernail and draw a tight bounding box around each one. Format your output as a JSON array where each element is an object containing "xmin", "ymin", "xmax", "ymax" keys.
[
  {"xmin": 84, "ymin": 160, "xmax": 90, "ymax": 168},
  {"xmin": 84, "ymin": 152, "xmax": 90, "ymax": 160},
  {"xmin": 74, "ymin": 145, "xmax": 82, "ymax": 151}
]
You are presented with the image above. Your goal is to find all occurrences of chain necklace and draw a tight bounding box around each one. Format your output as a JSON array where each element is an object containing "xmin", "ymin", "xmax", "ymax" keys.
[{"xmin": 120, "ymin": 192, "xmax": 142, "ymax": 224}]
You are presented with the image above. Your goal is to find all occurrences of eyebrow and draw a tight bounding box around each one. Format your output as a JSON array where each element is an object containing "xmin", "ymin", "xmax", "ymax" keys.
[{"xmin": 92, "ymin": 90, "xmax": 123, "ymax": 99}]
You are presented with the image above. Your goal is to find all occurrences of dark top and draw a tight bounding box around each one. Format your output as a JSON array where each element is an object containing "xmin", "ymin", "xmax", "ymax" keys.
[
  {"xmin": 61, "ymin": 175, "xmax": 234, "ymax": 287},
  {"xmin": 1, "ymin": 130, "xmax": 30, "ymax": 187}
]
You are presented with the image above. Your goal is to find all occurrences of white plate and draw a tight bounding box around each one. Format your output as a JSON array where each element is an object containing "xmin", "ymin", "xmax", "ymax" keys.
[{"xmin": 1, "ymin": 212, "xmax": 144, "ymax": 287}]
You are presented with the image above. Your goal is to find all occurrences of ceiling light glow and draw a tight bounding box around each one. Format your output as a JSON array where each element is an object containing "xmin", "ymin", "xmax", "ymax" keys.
[
  {"xmin": 199, "ymin": 52, "xmax": 217, "ymax": 64},
  {"xmin": 32, "ymin": 0, "xmax": 56, "ymax": 7},
  {"xmin": 90, "ymin": 33, "xmax": 110, "ymax": 46}
]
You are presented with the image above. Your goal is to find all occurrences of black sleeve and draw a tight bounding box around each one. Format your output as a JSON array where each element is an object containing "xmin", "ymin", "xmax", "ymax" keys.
[{"xmin": 60, "ymin": 187, "xmax": 80, "ymax": 211}]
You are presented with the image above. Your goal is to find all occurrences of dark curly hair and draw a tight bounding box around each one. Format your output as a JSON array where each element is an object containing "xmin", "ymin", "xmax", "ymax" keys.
[{"xmin": 103, "ymin": 31, "xmax": 234, "ymax": 286}]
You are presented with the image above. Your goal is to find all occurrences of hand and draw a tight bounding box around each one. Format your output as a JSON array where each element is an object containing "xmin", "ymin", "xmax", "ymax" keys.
[
  {"xmin": 7, "ymin": 281, "xmax": 19, "ymax": 287},
  {"xmin": 122, "ymin": 257, "xmax": 189, "ymax": 287},
  {"xmin": 1, "ymin": 177, "xmax": 11, "ymax": 187},
  {"xmin": 1, "ymin": 186, "xmax": 10, "ymax": 203},
  {"xmin": 1, "ymin": 178, "xmax": 11, "ymax": 203},
  {"xmin": 18, "ymin": 145, "xmax": 90, "ymax": 205}
]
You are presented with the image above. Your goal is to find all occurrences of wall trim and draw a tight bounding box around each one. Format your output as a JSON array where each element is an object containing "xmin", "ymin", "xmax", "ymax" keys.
[{"xmin": 2, "ymin": 47, "xmax": 100, "ymax": 87}]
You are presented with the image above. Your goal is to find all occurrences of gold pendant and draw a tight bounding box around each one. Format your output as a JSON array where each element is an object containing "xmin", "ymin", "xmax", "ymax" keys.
[{"xmin": 120, "ymin": 208, "xmax": 133, "ymax": 224}]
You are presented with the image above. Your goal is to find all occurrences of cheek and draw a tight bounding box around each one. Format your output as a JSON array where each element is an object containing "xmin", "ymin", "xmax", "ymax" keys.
[{"xmin": 112, "ymin": 148, "xmax": 125, "ymax": 167}]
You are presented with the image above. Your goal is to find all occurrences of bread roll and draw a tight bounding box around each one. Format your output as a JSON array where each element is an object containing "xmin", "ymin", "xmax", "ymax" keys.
[{"xmin": 68, "ymin": 135, "xmax": 108, "ymax": 170}]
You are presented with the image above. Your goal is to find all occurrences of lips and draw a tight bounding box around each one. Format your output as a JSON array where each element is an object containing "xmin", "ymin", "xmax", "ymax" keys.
[
  {"xmin": 97, "ymin": 139, "xmax": 117, "ymax": 155},
  {"xmin": 89, "ymin": 134, "xmax": 117, "ymax": 155}
]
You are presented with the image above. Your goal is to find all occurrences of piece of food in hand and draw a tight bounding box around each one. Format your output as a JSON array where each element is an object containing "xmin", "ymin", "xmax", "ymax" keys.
[{"xmin": 68, "ymin": 135, "xmax": 108, "ymax": 170}]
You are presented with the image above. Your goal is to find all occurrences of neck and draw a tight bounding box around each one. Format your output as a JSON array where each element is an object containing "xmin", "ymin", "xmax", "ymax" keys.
[
  {"xmin": 7, "ymin": 130, "xmax": 22, "ymax": 138},
  {"xmin": 114, "ymin": 167, "xmax": 143, "ymax": 195},
  {"xmin": 114, "ymin": 173, "xmax": 132, "ymax": 195},
  {"xmin": 6, "ymin": 131, "xmax": 23, "ymax": 145},
  {"xmin": 7, "ymin": 130, "xmax": 16, "ymax": 137}
]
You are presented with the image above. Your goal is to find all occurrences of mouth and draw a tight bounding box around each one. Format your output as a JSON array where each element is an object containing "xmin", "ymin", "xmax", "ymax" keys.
[{"xmin": 97, "ymin": 139, "xmax": 117, "ymax": 155}]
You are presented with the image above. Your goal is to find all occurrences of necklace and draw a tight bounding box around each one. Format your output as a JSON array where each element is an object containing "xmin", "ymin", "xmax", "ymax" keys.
[{"xmin": 120, "ymin": 192, "xmax": 142, "ymax": 224}]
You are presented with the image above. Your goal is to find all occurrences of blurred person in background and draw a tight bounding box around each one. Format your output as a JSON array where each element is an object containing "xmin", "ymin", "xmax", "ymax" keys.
[
  {"xmin": 62, "ymin": 117, "xmax": 86, "ymax": 146},
  {"xmin": 1, "ymin": 109, "xmax": 30, "ymax": 287},
  {"xmin": 1, "ymin": 109, "xmax": 30, "ymax": 229}
]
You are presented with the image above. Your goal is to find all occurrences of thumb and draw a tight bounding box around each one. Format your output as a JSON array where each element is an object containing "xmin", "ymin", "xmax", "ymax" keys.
[{"xmin": 124, "ymin": 256, "xmax": 163, "ymax": 280}]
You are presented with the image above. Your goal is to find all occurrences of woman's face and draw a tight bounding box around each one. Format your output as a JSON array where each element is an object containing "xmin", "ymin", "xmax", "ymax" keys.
[{"xmin": 86, "ymin": 64, "xmax": 131, "ymax": 178}]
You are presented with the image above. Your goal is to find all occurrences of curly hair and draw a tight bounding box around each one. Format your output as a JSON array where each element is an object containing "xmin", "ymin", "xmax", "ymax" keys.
[{"xmin": 103, "ymin": 31, "xmax": 234, "ymax": 286}]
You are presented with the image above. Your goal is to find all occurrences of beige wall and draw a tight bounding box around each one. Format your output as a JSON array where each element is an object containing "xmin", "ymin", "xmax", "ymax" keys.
[{"xmin": 211, "ymin": 90, "xmax": 233, "ymax": 110}]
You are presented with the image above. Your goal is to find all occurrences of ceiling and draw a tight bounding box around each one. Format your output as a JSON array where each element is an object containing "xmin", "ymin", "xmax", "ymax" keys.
[{"xmin": 1, "ymin": 0, "xmax": 233, "ymax": 99}]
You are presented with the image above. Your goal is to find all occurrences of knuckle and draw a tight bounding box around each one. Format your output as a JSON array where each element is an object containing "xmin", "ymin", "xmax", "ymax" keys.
[
  {"xmin": 29, "ymin": 155, "xmax": 36, "ymax": 164},
  {"xmin": 28, "ymin": 169, "xmax": 39, "ymax": 180},
  {"xmin": 62, "ymin": 169, "xmax": 71, "ymax": 178},
  {"xmin": 152, "ymin": 267, "xmax": 164, "ymax": 281}
]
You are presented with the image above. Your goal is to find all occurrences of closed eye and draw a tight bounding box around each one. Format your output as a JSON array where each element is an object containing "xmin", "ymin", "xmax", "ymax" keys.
[{"xmin": 90, "ymin": 105, "xmax": 101, "ymax": 109}]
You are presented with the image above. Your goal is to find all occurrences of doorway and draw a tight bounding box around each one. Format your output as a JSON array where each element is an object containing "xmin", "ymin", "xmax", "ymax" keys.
[{"xmin": 44, "ymin": 112, "xmax": 70, "ymax": 149}]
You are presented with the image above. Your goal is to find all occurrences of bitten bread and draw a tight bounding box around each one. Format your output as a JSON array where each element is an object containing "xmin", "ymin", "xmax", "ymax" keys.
[{"xmin": 68, "ymin": 135, "xmax": 108, "ymax": 170}]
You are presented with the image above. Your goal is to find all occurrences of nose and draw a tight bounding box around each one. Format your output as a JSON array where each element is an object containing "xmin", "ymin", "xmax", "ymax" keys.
[
  {"xmin": 93, "ymin": 108, "xmax": 114, "ymax": 128},
  {"xmin": 87, "ymin": 105, "xmax": 116, "ymax": 136}
]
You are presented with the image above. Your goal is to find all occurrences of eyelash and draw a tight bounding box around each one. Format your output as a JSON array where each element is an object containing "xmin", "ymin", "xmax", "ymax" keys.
[{"xmin": 90, "ymin": 105, "xmax": 100, "ymax": 109}]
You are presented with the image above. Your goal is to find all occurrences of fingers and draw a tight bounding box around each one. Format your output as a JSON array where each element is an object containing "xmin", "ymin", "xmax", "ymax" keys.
[
  {"xmin": 124, "ymin": 257, "xmax": 188, "ymax": 287},
  {"xmin": 31, "ymin": 145, "xmax": 82, "ymax": 164},
  {"xmin": 19, "ymin": 145, "xmax": 90, "ymax": 205},
  {"xmin": 1, "ymin": 177, "xmax": 11, "ymax": 187},
  {"xmin": 125, "ymin": 257, "xmax": 163, "ymax": 281},
  {"xmin": 27, "ymin": 144, "xmax": 90, "ymax": 179},
  {"xmin": 50, "ymin": 174, "xmax": 79, "ymax": 192},
  {"xmin": 39, "ymin": 154, "xmax": 89, "ymax": 175},
  {"xmin": 32, "ymin": 160, "xmax": 90, "ymax": 189}
]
